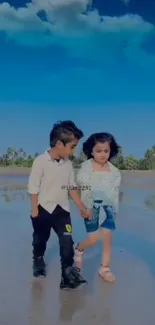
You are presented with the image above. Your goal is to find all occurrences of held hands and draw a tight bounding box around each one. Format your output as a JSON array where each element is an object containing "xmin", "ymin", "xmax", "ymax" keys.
[{"xmin": 80, "ymin": 205, "xmax": 93, "ymax": 220}]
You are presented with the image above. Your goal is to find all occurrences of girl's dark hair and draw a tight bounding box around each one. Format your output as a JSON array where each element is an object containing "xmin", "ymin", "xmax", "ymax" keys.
[
  {"xmin": 50, "ymin": 120, "xmax": 84, "ymax": 147},
  {"xmin": 83, "ymin": 132, "xmax": 120, "ymax": 160}
]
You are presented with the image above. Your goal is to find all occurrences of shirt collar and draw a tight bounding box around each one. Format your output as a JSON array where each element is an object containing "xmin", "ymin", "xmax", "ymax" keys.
[{"xmin": 45, "ymin": 151, "xmax": 66, "ymax": 165}]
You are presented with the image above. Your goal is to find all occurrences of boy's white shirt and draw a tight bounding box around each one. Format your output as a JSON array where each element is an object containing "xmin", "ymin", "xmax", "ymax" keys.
[{"xmin": 27, "ymin": 151, "xmax": 76, "ymax": 213}]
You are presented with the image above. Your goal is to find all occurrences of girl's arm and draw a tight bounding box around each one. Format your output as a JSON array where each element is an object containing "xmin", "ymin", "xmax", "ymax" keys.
[
  {"xmin": 76, "ymin": 163, "xmax": 93, "ymax": 209},
  {"xmin": 112, "ymin": 170, "xmax": 121, "ymax": 214},
  {"xmin": 68, "ymin": 162, "xmax": 92, "ymax": 218}
]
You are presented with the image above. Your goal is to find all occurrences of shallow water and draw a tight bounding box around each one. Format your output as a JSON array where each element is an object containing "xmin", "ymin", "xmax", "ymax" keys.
[{"xmin": 0, "ymin": 174, "xmax": 155, "ymax": 325}]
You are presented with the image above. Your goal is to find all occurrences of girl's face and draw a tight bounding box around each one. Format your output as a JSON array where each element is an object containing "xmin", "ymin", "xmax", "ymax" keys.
[{"xmin": 92, "ymin": 141, "xmax": 111, "ymax": 164}]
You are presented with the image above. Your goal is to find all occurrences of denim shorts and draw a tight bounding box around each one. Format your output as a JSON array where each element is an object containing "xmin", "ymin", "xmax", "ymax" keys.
[{"xmin": 84, "ymin": 200, "xmax": 116, "ymax": 233}]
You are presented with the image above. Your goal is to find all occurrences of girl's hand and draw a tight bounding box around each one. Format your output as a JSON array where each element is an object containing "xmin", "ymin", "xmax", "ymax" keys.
[{"xmin": 80, "ymin": 208, "xmax": 93, "ymax": 220}]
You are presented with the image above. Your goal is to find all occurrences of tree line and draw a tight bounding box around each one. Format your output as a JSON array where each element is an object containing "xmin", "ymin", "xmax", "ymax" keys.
[{"xmin": 0, "ymin": 146, "xmax": 155, "ymax": 170}]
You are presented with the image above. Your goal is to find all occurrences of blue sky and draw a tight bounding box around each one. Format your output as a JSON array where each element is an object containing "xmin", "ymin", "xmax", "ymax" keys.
[{"xmin": 0, "ymin": 0, "xmax": 155, "ymax": 157}]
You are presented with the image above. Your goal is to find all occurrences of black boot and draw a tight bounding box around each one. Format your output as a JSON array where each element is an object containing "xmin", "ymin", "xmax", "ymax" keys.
[
  {"xmin": 33, "ymin": 256, "xmax": 46, "ymax": 278},
  {"xmin": 71, "ymin": 267, "xmax": 87, "ymax": 285},
  {"xmin": 60, "ymin": 266, "xmax": 87, "ymax": 290}
]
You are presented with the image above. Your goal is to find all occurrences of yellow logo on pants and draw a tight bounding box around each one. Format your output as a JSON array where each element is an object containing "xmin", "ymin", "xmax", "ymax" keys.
[{"xmin": 65, "ymin": 224, "xmax": 72, "ymax": 233}]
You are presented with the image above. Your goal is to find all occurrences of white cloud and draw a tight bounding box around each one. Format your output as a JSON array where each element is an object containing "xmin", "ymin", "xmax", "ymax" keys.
[{"xmin": 0, "ymin": 0, "xmax": 155, "ymax": 65}]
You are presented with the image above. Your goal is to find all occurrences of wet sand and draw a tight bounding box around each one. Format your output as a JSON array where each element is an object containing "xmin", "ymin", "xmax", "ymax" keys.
[
  {"xmin": 0, "ymin": 166, "xmax": 31, "ymax": 176},
  {"xmin": 0, "ymin": 166, "xmax": 155, "ymax": 177},
  {"xmin": 0, "ymin": 174, "xmax": 155, "ymax": 324},
  {"xmin": 0, "ymin": 167, "xmax": 155, "ymax": 191}
]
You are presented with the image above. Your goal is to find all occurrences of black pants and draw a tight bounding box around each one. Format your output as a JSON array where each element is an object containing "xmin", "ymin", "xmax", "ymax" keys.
[{"xmin": 31, "ymin": 205, "xmax": 74, "ymax": 270}]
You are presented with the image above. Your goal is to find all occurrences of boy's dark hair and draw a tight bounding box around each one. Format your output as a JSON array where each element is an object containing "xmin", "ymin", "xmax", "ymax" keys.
[
  {"xmin": 83, "ymin": 132, "xmax": 120, "ymax": 160},
  {"xmin": 50, "ymin": 120, "xmax": 84, "ymax": 147}
]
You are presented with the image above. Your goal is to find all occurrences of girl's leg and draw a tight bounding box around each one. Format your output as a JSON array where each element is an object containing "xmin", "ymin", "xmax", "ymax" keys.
[
  {"xmin": 101, "ymin": 228, "xmax": 112, "ymax": 266},
  {"xmin": 98, "ymin": 228, "xmax": 115, "ymax": 283},
  {"xmin": 74, "ymin": 231, "xmax": 100, "ymax": 269},
  {"xmin": 77, "ymin": 231, "xmax": 100, "ymax": 251}
]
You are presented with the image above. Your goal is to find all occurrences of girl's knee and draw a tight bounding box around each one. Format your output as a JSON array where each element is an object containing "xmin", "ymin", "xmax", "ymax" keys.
[{"xmin": 88, "ymin": 232, "xmax": 100, "ymax": 245}]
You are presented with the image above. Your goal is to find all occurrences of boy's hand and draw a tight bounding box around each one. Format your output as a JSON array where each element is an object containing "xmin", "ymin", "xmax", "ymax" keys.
[
  {"xmin": 32, "ymin": 206, "xmax": 39, "ymax": 218},
  {"xmin": 30, "ymin": 194, "xmax": 39, "ymax": 218}
]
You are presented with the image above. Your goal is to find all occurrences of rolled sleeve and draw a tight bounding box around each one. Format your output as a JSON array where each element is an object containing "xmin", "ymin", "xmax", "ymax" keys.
[{"xmin": 27, "ymin": 157, "xmax": 43, "ymax": 194}]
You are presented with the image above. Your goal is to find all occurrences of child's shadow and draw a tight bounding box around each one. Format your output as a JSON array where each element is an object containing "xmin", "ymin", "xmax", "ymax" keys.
[
  {"xmin": 59, "ymin": 287, "xmax": 87, "ymax": 322},
  {"xmin": 82, "ymin": 242, "xmax": 104, "ymax": 294}
]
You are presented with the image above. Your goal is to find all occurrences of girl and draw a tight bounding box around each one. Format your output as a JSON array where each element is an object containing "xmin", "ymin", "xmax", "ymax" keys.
[{"xmin": 74, "ymin": 132, "xmax": 121, "ymax": 283}]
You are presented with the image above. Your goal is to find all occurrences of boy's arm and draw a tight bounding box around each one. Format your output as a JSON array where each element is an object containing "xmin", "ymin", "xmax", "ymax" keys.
[
  {"xmin": 69, "ymin": 188, "xmax": 85, "ymax": 211},
  {"xmin": 69, "ymin": 189, "xmax": 92, "ymax": 219},
  {"xmin": 27, "ymin": 157, "xmax": 43, "ymax": 218}
]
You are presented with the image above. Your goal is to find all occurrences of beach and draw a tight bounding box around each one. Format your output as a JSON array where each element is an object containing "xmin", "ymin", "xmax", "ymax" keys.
[
  {"xmin": 0, "ymin": 166, "xmax": 155, "ymax": 191},
  {"xmin": 0, "ymin": 166, "xmax": 155, "ymax": 177},
  {"xmin": 0, "ymin": 166, "xmax": 31, "ymax": 176},
  {"xmin": 1, "ymin": 0, "xmax": 155, "ymax": 323},
  {"xmin": 0, "ymin": 171, "xmax": 155, "ymax": 324}
]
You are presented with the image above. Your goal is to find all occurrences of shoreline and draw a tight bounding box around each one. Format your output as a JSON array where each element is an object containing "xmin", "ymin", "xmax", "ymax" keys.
[{"xmin": 0, "ymin": 166, "xmax": 155, "ymax": 177}]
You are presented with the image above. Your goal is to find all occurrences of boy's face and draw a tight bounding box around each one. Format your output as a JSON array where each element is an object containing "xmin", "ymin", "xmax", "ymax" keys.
[{"xmin": 57, "ymin": 138, "xmax": 79, "ymax": 159}]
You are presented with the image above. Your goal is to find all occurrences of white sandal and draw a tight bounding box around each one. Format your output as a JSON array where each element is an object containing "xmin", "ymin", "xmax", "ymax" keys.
[
  {"xmin": 98, "ymin": 265, "xmax": 115, "ymax": 283},
  {"xmin": 74, "ymin": 244, "xmax": 84, "ymax": 269}
]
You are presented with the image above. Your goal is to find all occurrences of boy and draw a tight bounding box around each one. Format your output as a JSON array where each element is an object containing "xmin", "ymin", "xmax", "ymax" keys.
[{"xmin": 28, "ymin": 120, "xmax": 90, "ymax": 289}]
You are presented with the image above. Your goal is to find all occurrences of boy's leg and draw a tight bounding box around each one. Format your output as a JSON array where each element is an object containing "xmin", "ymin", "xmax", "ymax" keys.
[
  {"xmin": 52, "ymin": 205, "xmax": 87, "ymax": 289},
  {"xmin": 31, "ymin": 205, "xmax": 51, "ymax": 277}
]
